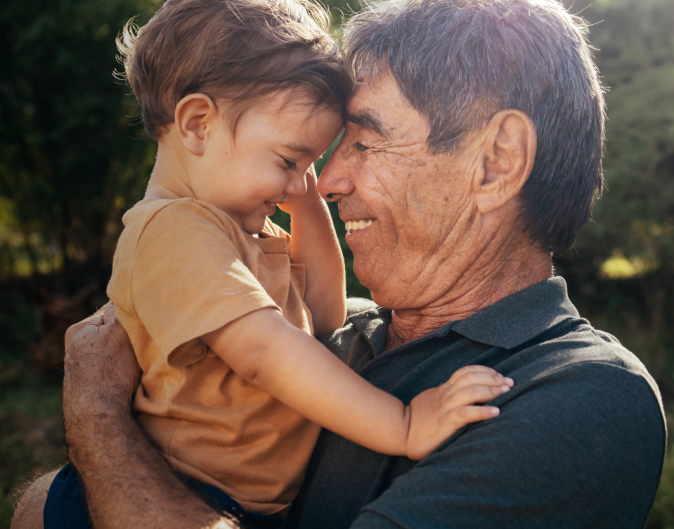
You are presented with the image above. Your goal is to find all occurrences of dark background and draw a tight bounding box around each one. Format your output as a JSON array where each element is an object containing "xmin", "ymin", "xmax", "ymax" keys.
[{"xmin": 1, "ymin": 0, "xmax": 673, "ymax": 526}]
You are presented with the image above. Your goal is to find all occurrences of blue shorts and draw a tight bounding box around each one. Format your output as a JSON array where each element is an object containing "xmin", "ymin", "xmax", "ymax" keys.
[{"xmin": 44, "ymin": 463, "xmax": 286, "ymax": 529}]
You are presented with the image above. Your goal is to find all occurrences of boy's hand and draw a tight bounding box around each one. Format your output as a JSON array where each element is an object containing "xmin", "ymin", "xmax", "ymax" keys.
[{"xmin": 405, "ymin": 365, "xmax": 513, "ymax": 461}]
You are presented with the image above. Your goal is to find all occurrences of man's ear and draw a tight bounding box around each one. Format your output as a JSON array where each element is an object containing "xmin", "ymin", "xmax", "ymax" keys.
[
  {"xmin": 473, "ymin": 109, "xmax": 537, "ymax": 214},
  {"xmin": 174, "ymin": 93, "xmax": 220, "ymax": 156}
]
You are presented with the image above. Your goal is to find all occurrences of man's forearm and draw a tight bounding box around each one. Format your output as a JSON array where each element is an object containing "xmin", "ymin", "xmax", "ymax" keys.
[
  {"xmin": 68, "ymin": 407, "xmax": 228, "ymax": 529},
  {"xmin": 62, "ymin": 305, "xmax": 238, "ymax": 529}
]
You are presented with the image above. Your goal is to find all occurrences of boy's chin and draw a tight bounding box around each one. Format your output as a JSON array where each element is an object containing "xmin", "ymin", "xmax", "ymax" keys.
[{"xmin": 241, "ymin": 216, "xmax": 267, "ymax": 236}]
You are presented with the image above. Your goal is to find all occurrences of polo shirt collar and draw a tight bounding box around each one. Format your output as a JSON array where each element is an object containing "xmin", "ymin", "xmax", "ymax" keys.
[
  {"xmin": 348, "ymin": 308, "xmax": 392, "ymax": 355},
  {"xmin": 348, "ymin": 277, "xmax": 579, "ymax": 352},
  {"xmin": 452, "ymin": 276, "xmax": 579, "ymax": 349}
]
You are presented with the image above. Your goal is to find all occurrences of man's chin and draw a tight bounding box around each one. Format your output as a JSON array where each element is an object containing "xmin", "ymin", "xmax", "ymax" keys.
[
  {"xmin": 352, "ymin": 259, "xmax": 384, "ymax": 300},
  {"xmin": 354, "ymin": 261, "xmax": 415, "ymax": 310}
]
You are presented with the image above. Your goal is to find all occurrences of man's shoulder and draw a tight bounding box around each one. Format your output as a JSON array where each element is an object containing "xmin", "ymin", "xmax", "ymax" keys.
[
  {"xmin": 500, "ymin": 316, "xmax": 667, "ymax": 458},
  {"xmin": 519, "ymin": 316, "xmax": 661, "ymax": 401},
  {"xmin": 361, "ymin": 319, "xmax": 667, "ymax": 529}
]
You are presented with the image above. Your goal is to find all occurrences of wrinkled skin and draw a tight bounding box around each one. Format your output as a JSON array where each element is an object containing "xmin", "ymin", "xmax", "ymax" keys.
[{"xmin": 318, "ymin": 71, "xmax": 550, "ymax": 349}]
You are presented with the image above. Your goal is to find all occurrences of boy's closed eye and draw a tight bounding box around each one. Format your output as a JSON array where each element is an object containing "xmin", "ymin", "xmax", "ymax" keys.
[{"xmin": 281, "ymin": 157, "xmax": 299, "ymax": 172}]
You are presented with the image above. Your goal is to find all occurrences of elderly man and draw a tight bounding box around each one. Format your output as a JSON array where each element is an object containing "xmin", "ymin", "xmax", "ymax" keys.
[{"xmin": 12, "ymin": 0, "xmax": 666, "ymax": 527}]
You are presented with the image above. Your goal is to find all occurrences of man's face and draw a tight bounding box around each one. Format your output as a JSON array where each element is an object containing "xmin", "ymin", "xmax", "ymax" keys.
[{"xmin": 318, "ymin": 71, "xmax": 480, "ymax": 310}]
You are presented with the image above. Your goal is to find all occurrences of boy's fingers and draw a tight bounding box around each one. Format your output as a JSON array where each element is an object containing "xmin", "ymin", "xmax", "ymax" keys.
[
  {"xmin": 446, "ymin": 370, "xmax": 513, "ymax": 391},
  {"xmin": 446, "ymin": 365, "xmax": 502, "ymax": 385},
  {"xmin": 449, "ymin": 405, "xmax": 500, "ymax": 425},
  {"xmin": 445, "ymin": 384, "xmax": 510, "ymax": 409},
  {"xmin": 445, "ymin": 365, "xmax": 503, "ymax": 386}
]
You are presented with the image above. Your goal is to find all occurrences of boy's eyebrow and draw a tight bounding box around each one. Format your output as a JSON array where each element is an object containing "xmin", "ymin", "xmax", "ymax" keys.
[
  {"xmin": 282, "ymin": 142, "xmax": 314, "ymax": 154},
  {"xmin": 346, "ymin": 110, "xmax": 390, "ymax": 138}
]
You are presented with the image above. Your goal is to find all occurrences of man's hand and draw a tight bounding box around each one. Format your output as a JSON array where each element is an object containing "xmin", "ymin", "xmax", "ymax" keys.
[
  {"xmin": 62, "ymin": 304, "xmax": 238, "ymax": 529},
  {"xmin": 64, "ymin": 303, "xmax": 140, "ymax": 452}
]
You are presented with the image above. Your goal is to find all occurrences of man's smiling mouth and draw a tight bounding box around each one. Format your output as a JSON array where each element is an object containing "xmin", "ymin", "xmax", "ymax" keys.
[{"xmin": 345, "ymin": 220, "xmax": 374, "ymax": 232}]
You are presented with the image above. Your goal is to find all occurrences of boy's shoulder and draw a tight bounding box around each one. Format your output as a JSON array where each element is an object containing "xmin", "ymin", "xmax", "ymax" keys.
[
  {"xmin": 121, "ymin": 197, "xmax": 287, "ymax": 242},
  {"xmin": 111, "ymin": 198, "xmax": 245, "ymax": 295},
  {"xmin": 108, "ymin": 197, "xmax": 281, "ymax": 318},
  {"xmin": 122, "ymin": 197, "xmax": 237, "ymax": 233}
]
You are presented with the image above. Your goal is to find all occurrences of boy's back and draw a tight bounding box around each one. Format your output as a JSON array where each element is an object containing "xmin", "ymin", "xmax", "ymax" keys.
[{"xmin": 108, "ymin": 197, "xmax": 319, "ymax": 514}]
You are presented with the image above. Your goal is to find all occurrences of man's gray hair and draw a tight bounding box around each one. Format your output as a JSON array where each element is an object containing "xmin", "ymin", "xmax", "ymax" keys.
[{"xmin": 343, "ymin": 0, "xmax": 605, "ymax": 255}]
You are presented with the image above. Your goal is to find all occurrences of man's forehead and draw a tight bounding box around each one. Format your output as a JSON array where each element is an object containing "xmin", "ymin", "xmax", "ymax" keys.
[
  {"xmin": 349, "ymin": 73, "xmax": 391, "ymax": 103},
  {"xmin": 345, "ymin": 109, "xmax": 390, "ymax": 138},
  {"xmin": 347, "ymin": 72, "xmax": 429, "ymax": 142},
  {"xmin": 346, "ymin": 77, "xmax": 398, "ymax": 136}
]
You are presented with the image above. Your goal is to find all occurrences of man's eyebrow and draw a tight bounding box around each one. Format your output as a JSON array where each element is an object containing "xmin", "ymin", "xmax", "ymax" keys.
[{"xmin": 346, "ymin": 110, "xmax": 390, "ymax": 138}]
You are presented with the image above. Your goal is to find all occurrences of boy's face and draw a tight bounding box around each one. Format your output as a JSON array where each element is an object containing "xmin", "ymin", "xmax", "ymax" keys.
[{"xmin": 193, "ymin": 92, "xmax": 343, "ymax": 234}]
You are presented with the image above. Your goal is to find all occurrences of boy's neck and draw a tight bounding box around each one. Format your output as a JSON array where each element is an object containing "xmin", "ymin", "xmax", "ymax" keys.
[{"xmin": 145, "ymin": 136, "xmax": 196, "ymax": 201}]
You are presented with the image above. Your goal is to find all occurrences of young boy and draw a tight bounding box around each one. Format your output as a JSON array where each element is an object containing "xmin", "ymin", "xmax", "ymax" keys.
[{"xmin": 44, "ymin": 0, "xmax": 513, "ymax": 526}]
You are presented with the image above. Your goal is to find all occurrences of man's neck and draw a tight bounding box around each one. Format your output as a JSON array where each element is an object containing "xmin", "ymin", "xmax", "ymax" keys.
[{"xmin": 384, "ymin": 239, "xmax": 552, "ymax": 351}]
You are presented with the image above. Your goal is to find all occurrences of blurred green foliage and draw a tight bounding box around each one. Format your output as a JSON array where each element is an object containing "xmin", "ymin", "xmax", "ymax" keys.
[
  {"xmin": 556, "ymin": 0, "xmax": 674, "ymax": 383},
  {"xmin": 0, "ymin": 0, "xmax": 673, "ymax": 526},
  {"xmin": 0, "ymin": 0, "xmax": 158, "ymax": 280}
]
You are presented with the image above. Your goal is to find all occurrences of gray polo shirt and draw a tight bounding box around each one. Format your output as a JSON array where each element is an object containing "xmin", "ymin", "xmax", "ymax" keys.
[{"xmin": 288, "ymin": 277, "xmax": 666, "ymax": 529}]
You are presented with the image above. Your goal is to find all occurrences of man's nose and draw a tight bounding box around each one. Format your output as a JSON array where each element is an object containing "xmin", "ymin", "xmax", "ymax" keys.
[{"xmin": 317, "ymin": 141, "xmax": 356, "ymax": 201}]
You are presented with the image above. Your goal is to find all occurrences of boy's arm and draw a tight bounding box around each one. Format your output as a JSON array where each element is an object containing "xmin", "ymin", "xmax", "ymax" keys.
[
  {"xmin": 203, "ymin": 308, "xmax": 511, "ymax": 460},
  {"xmin": 280, "ymin": 167, "xmax": 346, "ymax": 335}
]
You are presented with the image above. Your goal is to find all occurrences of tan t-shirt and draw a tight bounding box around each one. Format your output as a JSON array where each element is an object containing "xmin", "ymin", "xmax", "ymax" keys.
[{"xmin": 107, "ymin": 197, "xmax": 320, "ymax": 515}]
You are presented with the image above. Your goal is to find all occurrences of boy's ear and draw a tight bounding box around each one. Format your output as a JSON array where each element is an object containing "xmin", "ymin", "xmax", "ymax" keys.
[
  {"xmin": 472, "ymin": 109, "xmax": 537, "ymax": 214},
  {"xmin": 174, "ymin": 93, "xmax": 220, "ymax": 156}
]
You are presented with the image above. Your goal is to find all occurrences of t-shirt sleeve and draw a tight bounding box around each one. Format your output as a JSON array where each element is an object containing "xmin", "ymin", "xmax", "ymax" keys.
[
  {"xmin": 349, "ymin": 361, "xmax": 665, "ymax": 529},
  {"xmin": 131, "ymin": 201, "xmax": 279, "ymax": 366}
]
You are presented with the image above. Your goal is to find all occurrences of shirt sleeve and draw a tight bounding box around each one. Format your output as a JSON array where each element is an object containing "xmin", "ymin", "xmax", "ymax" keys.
[
  {"xmin": 130, "ymin": 200, "xmax": 280, "ymax": 366},
  {"xmin": 349, "ymin": 361, "xmax": 665, "ymax": 529}
]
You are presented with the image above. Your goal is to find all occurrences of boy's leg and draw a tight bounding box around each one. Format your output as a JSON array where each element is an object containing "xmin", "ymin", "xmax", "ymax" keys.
[
  {"xmin": 11, "ymin": 469, "xmax": 60, "ymax": 529},
  {"xmin": 41, "ymin": 463, "xmax": 92, "ymax": 529},
  {"xmin": 12, "ymin": 464, "xmax": 285, "ymax": 529},
  {"xmin": 181, "ymin": 478, "xmax": 285, "ymax": 529}
]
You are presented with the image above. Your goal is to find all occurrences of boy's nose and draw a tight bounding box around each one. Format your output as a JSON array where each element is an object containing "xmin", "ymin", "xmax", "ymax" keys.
[{"xmin": 287, "ymin": 169, "xmax": 308, "ymax": 196}]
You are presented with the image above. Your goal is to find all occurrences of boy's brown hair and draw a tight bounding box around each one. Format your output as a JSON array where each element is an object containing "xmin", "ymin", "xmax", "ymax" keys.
[{"xmin": 117, "ymin": 0, "xmax": 351, "ymax": 141}]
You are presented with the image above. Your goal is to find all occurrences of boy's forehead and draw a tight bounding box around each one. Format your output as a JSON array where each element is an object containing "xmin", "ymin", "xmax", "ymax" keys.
[
  {"xmin": 236, "ymin": 93, "xmax": 342, "ymax": 152},
  {"xmin": 222, "ymin": 89, "xmax": 340, "ymax": 137}
]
